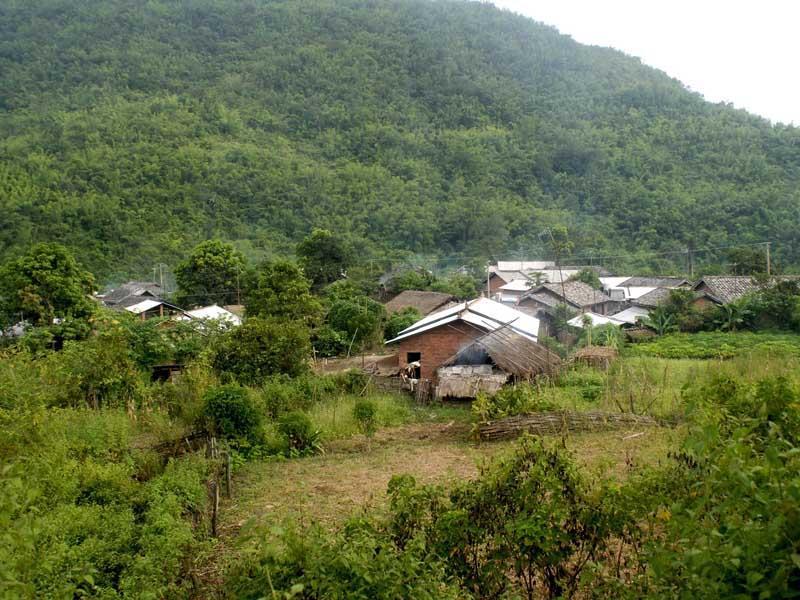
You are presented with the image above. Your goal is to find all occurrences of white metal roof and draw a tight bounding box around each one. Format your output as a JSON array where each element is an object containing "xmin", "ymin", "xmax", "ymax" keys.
[
  {"xmin": 599, "ymin": 277, "xmax": 631, "ymax": 289},
  {"xmin": 610, "ymin": 305, "xmax": 650, "ymax": 325},
  {"xmin": 386, "ymin": 297, "xmax": 540, "ymax": 344},
  {"xmin": 124, "ymin": 299, "xmax": 165, "ymax": 314},
  {"xmin": 185, "ymin": 304, "xmax": 242, "ymax": 325},
  {"xmin": 499, "ymin": 278, "xmax": 535, "ymax": 292},
  {"xmin": 567, "ymin": 312, "xmax": 625, "ymax": 328},
  {"xmin": 496, "ymin": 261, "xmax": 554, "ymax": 271}
]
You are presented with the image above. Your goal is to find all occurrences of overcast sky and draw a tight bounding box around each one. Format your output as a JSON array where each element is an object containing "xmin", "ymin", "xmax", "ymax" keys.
[{"xmin": 491, "ymin": 0, "xmax": 799, "ymax": 125}]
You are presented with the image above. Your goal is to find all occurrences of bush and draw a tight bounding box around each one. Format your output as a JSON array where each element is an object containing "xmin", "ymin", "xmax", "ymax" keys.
[
  {"xmin": 277, "ymin": 411, "xmax": 322, "ymax": 456},
  {"xmin": 352, "ymin": 399, "xmax": 378, "ymax": 438},
  {"xmin": 210, "ymin": 317, "xmax": 311, "ymax": 384},
  {"xmin": 202, "ymin": 384, "xmax": 263, "ymax": 445},
  {"xmin": 384, "ymin": 307, "xmax": 421, "ymax": 340},
  {"xmin": 311, "ymin": 324, "xmax": 348, "ymax": 357},
  {"xmin": 472, "ymin": 383, "xmax": 557, "ymax": 421},
  {"xmin": 333, "ymin": 369, "xmax": 368, "ymax": 394}
]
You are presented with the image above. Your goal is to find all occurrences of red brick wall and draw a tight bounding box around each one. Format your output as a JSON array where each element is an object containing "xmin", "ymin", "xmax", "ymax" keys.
[
  {"xmin": 487, "ymin": 274, "xmax": 507, "ymax": 295},
  {"xmin": 397, "ymin": 321, "xmax": 484, "ymax": 381}
]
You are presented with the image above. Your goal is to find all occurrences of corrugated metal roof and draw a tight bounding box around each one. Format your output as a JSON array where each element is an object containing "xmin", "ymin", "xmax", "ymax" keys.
[
  {"xmin": 125, "ymin": 299, "xmax": 165, "ymax": 314},
  {"xmin": 496, "ymin": 261, "xmax": 554, "ymax": 271},
  {"xmin": 600, "ymin": 277, "xmax": 631, "ymax": 289},
  {"xmin": 611, "ymin": 305, "xmax": 650, "ymax": 324},
  {"xmin": 386, "ymin": 298, "xmax": 540, "ymax": 344},
  {"xmin": 567, "ymin": 312, "xmax": 625, "ymax": 328},
  {"xmin": 499, "ymin": 279, "xmax": 536, "ymax": 291},
  {"xmin": 185, "ymin": 304, "xmax": 241, "ymax": 325}
]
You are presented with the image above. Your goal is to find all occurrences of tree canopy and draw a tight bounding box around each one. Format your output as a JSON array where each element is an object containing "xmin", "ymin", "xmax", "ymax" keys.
[
  {"xmin": 0, "ymin": 243, "xmax": 96, "ymax": 327},
  {"xmin": 174, "ymin": 240, "xmax": 246, "ymax": 307},
  {"xmin": 0, "ymin": 0, "xmax": 798, "ymax": 280}
]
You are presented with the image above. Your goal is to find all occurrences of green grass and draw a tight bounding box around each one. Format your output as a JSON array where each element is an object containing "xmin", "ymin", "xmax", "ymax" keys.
[{"xmin": 627, "ymin": 331, "xmax": 800, "ymax": 360}]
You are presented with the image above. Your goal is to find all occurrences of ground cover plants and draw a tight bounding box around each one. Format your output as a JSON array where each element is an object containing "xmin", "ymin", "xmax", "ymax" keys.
[{"xmin": 224, "ymin": 358, "xmax": 800, "ymax": 598}]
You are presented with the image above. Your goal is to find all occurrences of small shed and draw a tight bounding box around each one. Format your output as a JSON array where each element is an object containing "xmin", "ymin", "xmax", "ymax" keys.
[{"xmin": 436, "ymin": 327, "xmax": 561, "ymax": 399}]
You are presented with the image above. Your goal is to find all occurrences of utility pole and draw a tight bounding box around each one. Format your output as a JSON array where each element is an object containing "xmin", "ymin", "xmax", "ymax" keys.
[
  {"xmin": 686, "ymin": 247, "xmax": 694, "ymax": 279},
  {"xmin": 765, "ymin": 242, "xmax": 771, "ymax": 276}
]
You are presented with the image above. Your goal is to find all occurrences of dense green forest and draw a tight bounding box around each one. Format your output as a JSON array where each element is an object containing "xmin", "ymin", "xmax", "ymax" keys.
[{"xmin": 1, "ymin": 0, "xmax": 799, "ymax": 282}]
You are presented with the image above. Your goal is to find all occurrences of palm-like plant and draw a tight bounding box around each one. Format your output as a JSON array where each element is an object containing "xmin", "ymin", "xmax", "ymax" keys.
[{"xmin": 640, "ymin": 307, "xmax": 677, "ymax": 336}]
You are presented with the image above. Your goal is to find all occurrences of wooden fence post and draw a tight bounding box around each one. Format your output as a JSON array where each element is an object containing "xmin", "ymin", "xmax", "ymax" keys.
[
  {"xmin": 224, "ymin": 451, "xmax": 232, "ymax": 498},
  {"xmin": 210, "ymin": 480, "xmax": 219, "ymax": 537}
]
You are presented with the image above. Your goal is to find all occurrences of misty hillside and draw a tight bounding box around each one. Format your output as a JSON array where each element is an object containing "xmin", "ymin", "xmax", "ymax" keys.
[{"xmin": 1, "ymin": 0, "xmax": 798, "ymax": 279}]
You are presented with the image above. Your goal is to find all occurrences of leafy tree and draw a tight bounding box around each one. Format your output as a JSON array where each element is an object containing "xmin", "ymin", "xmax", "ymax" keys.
[
  {"xmin": 568, "ymin": 268, "xmax": 601, "ymax": 290},
  {"xmin": 727, "ymin": 246, "xmax": 770, "ymax": 275},
  {"xmin": 384, "ymin": 307, "xmax": 421, "ymax": 340},
  {"xmin": 0, "ymin": 243, "xmax": 96, "ymax": 327},
  {"xmin": 245, "ymin": 259, "xmax": 321, "ymax": 324},
  {"xmin": 174, "ymin": 240, "xmax": 246, "ymax": 307},
  {"xmin": 324, "ymin": 281, "xmax": 386, "ymax": 352},
  {"xmin": 430, "ymin": 273, "xmax": 479, "ymax": 299},
  {"xmin": 296, "ymin": 229, "xmax": 353, "ymax": 290},
  {"xmin": 209, "ymin": 317, "xmax": 311, "ymax": 384}
]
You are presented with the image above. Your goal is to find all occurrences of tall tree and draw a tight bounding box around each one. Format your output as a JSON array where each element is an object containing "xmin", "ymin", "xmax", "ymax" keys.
[
  {"xmin": 0, "ymin": 243, "xmax": 96, "ymax": 327},
  {"xmin": 296, "ymin": 229, "xmax": 353, "ymax": 290},
  {"xmin": 245, "ymin": 260, "xmax": 321, "ymax": 324},
  {"xmin": 174, "ymin": 240, "xmax": 246, "ymax": 308}
]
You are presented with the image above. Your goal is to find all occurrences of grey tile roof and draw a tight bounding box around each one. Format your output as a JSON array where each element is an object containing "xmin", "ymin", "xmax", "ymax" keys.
[
  {"xmin": 692, "ymin": 276, "xmax": 776, "ymax": 304},
  {"xmin": 101, "ymin": 281, "xmax": 163, "ymax": 305},
  {"xmin": 524, "ymin": 281, "xmax": 611, "ymax": 308},
  {"xmin": 632, "ymin": 287, "xmax": 673, "ymax": 308},
  {"xmin": 621, "ymin": 276, "xmax": 690, "ymax": 288}
]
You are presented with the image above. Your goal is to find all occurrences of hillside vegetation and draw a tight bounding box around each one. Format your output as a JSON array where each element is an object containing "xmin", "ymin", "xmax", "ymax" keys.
[{"xmin": 2, "ymin": 0, "xmax": 799, "ymax": 280}]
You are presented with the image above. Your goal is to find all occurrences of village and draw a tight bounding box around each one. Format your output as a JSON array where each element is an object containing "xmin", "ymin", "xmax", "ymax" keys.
[{"xmin": 90, "ymin": 258, "xmax": 794, "ymax": 403}]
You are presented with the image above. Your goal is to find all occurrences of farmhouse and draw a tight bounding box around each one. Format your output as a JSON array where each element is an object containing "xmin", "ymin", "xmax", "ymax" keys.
[
  {"xmin": 385, "ymin": 298, "xmax": 557, "ymax": 394},
  {"xmin": 691, "ymin": 276, "xmax": 775, "ymax": 305},
  {"xmin": 384, "ymin": 290, "xmax": 457, "ymax": 316},
  {"xmin": 514, "ymin": 281, "xmax": 621, "ymax": 336},
  {"xmin": 99, "ymin": 281, "xmax": 164, "ymax": 307},
  {"xmin": 123, "ymin": 298, "xmax": 186, "ymax": 320}
]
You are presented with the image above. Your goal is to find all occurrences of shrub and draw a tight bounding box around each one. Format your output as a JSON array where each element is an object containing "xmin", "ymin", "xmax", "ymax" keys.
[
  {"xmin": 333, "ymin": 369, "xmax": 368, "ymax": 394},
  {"xmin": 384, "ymin": 307, "xmax": 421, "ymax": 340},
  {"xmin": 202, "ymin": 384, "xmax": 263, "ymax": 445},
  {"xmin": 472, "ymin": 383, "xmax": 556, "ymax": 421},
  {"xmin": 352, "ymin": 399, "xmax": 378, "ymax": 438},
  {"xmin": 312, "ymin": 324, "xmax": 348, "ymax": 357},
  {"xmin": 209, "ymin": 317, "xmax": 311, "ymax": 384},
  {"xmin": 277, "ymin": 411, "xmax": 322, "ymax": 456}
]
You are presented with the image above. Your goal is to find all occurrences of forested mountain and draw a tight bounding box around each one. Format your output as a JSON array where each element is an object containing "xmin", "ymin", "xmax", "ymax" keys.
[{"xmin": 1, "ymin": 0, "xmax": 799, "ymax": 281}]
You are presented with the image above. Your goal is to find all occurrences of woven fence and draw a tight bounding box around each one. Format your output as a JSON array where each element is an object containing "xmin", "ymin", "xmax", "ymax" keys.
[{"xmin": 478, "ymin": 410, "xmax": 658, "ymax": 441}]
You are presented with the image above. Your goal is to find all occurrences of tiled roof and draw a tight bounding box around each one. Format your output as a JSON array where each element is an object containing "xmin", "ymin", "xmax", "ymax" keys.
[
  {"xmin": 525, "ymin": 281, "xmax": 611, "ymax": 308},
  {"xmin": 692, "ymin": 276, "xmax": 769, "ymax": 304},
  {"xmin": 621, "ymin": 276, "xmax": 690, "ymax": 288},
  {"xmin": 632, "ymin": 287, "xmax": 673, "ymax": 308},
  {"xmin": 101, "ymin": 281, "xmax": 163, "ymax": 305}
]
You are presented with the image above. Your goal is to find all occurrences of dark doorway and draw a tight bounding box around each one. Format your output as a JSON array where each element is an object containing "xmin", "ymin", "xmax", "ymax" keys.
[{"xmin": 406, "ymin": 352, "xmax": 421, "ymax": 379}]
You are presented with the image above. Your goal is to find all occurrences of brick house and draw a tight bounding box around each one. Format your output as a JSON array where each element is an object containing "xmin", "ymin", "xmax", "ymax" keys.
[{"xmin": 385, "ymin": 298, "xmax": 541, "ymax": 382}]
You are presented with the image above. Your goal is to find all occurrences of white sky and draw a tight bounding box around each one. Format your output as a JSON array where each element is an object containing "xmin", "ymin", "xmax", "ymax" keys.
[{"xmin": 491, "ymin": 0, "xmax": 800, "ymax": 125}]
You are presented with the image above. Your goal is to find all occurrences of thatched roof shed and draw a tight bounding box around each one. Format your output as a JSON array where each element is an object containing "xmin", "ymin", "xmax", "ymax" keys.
[
  {"xmin": 443, "ymin": 326, "xmax": 561, "ymax": 379},
  {"xmin": 384, "ymin": 290, "xmax": 457, "ymax": 316}
]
